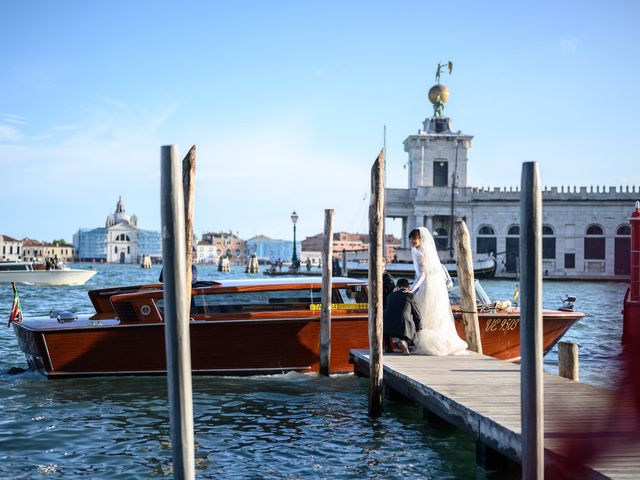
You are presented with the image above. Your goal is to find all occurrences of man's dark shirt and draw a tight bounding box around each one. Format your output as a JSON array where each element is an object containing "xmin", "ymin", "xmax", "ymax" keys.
[{"xmin": 383, "ymin": 288, "xmax": 422, "ymax": 342}]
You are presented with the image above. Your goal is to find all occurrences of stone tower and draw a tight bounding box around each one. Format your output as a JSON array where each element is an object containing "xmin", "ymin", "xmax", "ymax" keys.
[{"xmin": 403, "ymin": 116, "xmax": 473, "ymax": 189}]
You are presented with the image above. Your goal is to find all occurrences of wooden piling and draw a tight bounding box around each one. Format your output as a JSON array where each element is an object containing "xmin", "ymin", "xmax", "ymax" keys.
[
  {"xmin": 160, "ymin": 145, "xmax": 195, "ymax": 480},
  {"xmin": 454, "ymin": 220, "xmax": 482, "ymax": 354},
  {"xmin": 342, "ymin": 248, "xmax": 348, "ymax": 277},
  {"xmin": 182, "ymin": 145, "xmax": 196, "ymax": 292},
  {"xmin": 519, "ymin": 161, "xmax": 543, "ymax": 480},
  {"xmin": 320, "ymin": 209, "xmax": 334, "ymax": 377},
  {"xmin": 558, "ymin": 341, "xmax": 579, "ymax": 381},
  {"xmin": 368, "ymin": 150, "xmax": 385, "ymax": 418}
]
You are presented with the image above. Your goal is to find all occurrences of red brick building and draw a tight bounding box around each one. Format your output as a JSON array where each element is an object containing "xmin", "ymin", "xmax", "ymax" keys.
[{"xmin": 301, "ymin": 231, "xmax": 400, "ymax": 260}]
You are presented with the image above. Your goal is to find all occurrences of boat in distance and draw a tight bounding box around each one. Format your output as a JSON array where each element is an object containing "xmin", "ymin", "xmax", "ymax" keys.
[
  {"xmin": 344, "ymin": 249, "xmax": 497, "ymax": 279},
  {"xmin": 11, "ymin": 277, "xmax": 583, "ymax": 378},
  {"xmin": 0, "ymin": 261, "xmax": 97, "ymax": 286}
]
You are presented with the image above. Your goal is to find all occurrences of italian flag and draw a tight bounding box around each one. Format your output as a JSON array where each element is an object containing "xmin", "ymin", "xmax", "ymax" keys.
[{"xmin": 8, "ymin": 282, "xmax": 23, "ymax": 326}]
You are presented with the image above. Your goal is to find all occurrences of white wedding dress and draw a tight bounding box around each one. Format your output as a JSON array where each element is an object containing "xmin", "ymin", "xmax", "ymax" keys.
[{"xmin": 411, "ymin": 227, "xmax": 468, "ymax": 355}]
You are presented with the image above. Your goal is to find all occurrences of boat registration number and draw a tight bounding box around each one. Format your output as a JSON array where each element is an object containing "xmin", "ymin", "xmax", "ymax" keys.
[
  {"xmin": 309, "ymin": 303, "xmax": 368, "ymax": 311},
  {"xmin": 485, "ymin": 318, "xmax": 519, "ymax": 332}
]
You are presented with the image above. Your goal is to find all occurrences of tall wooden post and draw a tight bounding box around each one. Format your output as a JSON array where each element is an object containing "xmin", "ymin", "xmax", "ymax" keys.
[
  {"xmin": 182, "ymin": 146, "xmax": 196, "ymax": 300},
  {"xmin": 454, "ymin": 220, "xmax": 483, "ymax": 353},
  {"xmin": 368, "ymin": 150, "xmax": 385, "ymax": 418},
  {"xmin": 160, "ymin": 145, "xmax": 195, "ymax": 480},
  {"xmin": 320, "ymin": 209, "xmax": 335, "ymax": 376},
  {"xmin": 558, "ymin": 341, "xmax": 579, "ymax": 381},
  {"xmin": 342, "ymin": 248, "xmax": 348, "ymax": 277},
  {"xmin": 520, "ymin": 161, "xmax": 543, "ymax": 480}
]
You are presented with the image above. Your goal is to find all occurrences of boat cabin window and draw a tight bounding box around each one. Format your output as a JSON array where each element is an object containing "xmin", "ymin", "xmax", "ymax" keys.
[
  {"xmin": 159, "ymin": 288, "xmax": 339, "ymax": 315},
  {"xmin": 337, "ymin": 287, "xmax": 367, "ymax": 304}
]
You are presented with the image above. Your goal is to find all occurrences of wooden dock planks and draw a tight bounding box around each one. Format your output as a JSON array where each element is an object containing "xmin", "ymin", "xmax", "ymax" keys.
[{"xmin": 349, "ymin": 349, "xmax": 640, "ymax": 479}]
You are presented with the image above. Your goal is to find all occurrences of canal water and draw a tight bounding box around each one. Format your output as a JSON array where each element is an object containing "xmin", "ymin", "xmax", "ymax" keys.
[{"xmin": 0, "ymin": 264, "xmax": 627, "ymax": 479}]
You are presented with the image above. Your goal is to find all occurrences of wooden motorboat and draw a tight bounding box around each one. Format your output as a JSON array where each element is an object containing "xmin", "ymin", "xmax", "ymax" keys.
[
  {"xmin": 0, "ymin": 261, "xmax": 97, "ymax": 286},
  {"xmin": 11, "ymin": 277, "xmax": 583, "ymax": 378}
]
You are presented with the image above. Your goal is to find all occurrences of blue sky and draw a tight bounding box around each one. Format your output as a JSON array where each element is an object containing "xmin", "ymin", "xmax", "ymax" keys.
[{"xmin": 1, "ymin": 1, "xmax": 639, "ymax": 243}]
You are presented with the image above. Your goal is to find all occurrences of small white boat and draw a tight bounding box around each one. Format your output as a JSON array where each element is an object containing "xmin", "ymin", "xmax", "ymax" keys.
[{"xmin": 0, "ymin": 262, "xmax": 97, "ymax": 286}]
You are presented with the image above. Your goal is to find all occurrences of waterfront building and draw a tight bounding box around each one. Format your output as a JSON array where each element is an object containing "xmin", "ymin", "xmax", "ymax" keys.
[
  {"xmin": 73, "ymin": 197, "xmax": 161, "ymax": 263},
  {"xmin": 22, "ymin": 239, "xmax": 75, "ymax": 262},
  {"xmin": 301, "ymin": 232, "xmax": 400, "ymax": 261},
  {"xmin": 0, "ymin": 235, "xmax": 22, "ymax": 261},
  {"xmin": 246, "ymin": 235, "xmax": 300, "ymax": 264},
  {"xmin": 385, "ymin": 73, "xmax": 637, "ymax": 278},
  {"xmin": 199, "ymin": 230, "xmax": 246, "ymax": 264}
]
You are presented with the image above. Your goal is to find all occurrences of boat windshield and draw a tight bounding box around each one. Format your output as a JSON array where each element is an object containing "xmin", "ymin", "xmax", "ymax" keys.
[
  {"xmin": 448, "ymin": 279, "xmax": 492, "ymax": 306},
  {"xmin": 157, "ymin": 288, "xmax": 344, "ymax": 315},
  {"xmin": 0, "ymin": 262, "xmax": 32, "ymax": 272}
]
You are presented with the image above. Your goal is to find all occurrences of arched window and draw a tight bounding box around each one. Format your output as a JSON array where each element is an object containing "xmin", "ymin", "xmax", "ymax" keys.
[
  {"xmin": 476, "ymin": 225, "xmax": 496, "ymax": 256},
  {"xmin": 434, "ymin": 227, "xmax": 448, "ymax": 251},
  {"xmin": 216, "ymin": 249, "xmax": 222, "ymax": 255},
  {"xmin": 505, "ymin": 225, "xmax": 519, "ymax": 273},
  {"xmin": 586, "ymin": 225, "xmax": 603, "ymax": 235},
  {"xmin": 115, "ymin": 246, "xmax": 118, "ymax": 254},
  {"xmin": 584, "ymin": 224, "xmax": 605, "ymax": 260},
  {"xmin": 617, "ymin": 225, "xmax": 631, "ymax": 236},
  {"xmin": 543, "ymin": 225, "xmax": 556, "ymax": 259}
]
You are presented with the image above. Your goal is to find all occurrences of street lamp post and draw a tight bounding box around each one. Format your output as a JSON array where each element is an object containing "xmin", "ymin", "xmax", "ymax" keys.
[{"xmin": 291, "ymin": 211, "xmax": 299, "ymax": 270}]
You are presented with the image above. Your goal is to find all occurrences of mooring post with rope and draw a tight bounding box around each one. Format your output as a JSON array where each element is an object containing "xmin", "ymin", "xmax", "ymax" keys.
[{"xmin": 454, "ymin": 219, "xmax": 482, "ymax": 353}]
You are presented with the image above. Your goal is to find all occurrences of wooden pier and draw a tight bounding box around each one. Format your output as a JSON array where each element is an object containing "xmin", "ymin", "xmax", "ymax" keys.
[{"xmin": 350, "ymin": 349, "xmax": 640, "ymax": 479}]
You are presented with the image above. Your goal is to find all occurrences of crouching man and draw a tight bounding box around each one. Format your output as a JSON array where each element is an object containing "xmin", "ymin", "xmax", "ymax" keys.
[{"xmin": 383, "ymin": 278, "xmax": 422, "ymax": 355}]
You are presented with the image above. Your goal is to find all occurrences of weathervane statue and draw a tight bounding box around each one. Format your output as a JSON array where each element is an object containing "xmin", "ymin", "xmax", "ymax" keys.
[{"xmin": 429, "ymin": 61, "xmax": 453, "ymax": 117}]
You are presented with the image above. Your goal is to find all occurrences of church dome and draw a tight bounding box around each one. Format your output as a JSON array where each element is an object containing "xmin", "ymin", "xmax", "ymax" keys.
[
  {"xmin": 110, "ymin": 196, "xmax": 131, "ymax": 225},
  {"xmin": 428, "ymin": 84, "xmax": 449, "ymax": 105}
]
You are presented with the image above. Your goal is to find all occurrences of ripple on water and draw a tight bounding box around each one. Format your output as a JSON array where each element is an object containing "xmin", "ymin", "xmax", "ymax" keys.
[{"xmin": 0, "ymin": 265, "xmax": 630, "ymax": 478}]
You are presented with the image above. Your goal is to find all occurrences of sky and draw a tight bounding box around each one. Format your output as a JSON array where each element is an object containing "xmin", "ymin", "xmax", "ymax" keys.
[{"xmin": 1, "ymin": 1, "xmax": 639, "ymax": 244}]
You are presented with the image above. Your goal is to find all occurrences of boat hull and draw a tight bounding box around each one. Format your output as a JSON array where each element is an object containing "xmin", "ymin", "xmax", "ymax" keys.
[
  {"xmin": 0, "ymin": 269, "xmax": 97, "ymax": 286},
  {"xmin": 13, "ymin": 309, "xmax": 581, "ymax": 377},
  {"xmin": 454, "ymin": 311, "xmax": 579, "ymax": 362},
  {"xmin": 13, "ymin": 314, "xmax": 370, "ymax": 378},
  {"xmin": 346, "ymin": 260, "xmax": 497, "ymax": 279}
]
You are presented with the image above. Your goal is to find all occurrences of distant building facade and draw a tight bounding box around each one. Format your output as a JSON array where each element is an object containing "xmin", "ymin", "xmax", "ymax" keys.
[
  {"xmin": 301, "ymin": 232, "xmax": 400, "ymax": 261},
  {"xmin": 246, "ymin": 235, "xmax": 300, "ymax": 263},
  {"xmin": 22, "ymin": 239, "xmax": 75, "ymax": 262},
  {"xmin": 198, "ymin": 231, "xmax": 246, "ymax": 264},
  {"xmin": 0, "ymin": 235, "xmax": 22, "ymax": 261},
  {"xmin": 385, "ymin": 84, "xmax": 638, "ymax": 278},
  {"xmin": 73, "ymin": 197, "xmax": 161, "ymax": 263}
]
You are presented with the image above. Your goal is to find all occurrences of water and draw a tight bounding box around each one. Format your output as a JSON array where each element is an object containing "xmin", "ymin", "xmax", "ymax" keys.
[{"xmin": 0, "ymin": 265, "xmax": 627, "ymax": 478}]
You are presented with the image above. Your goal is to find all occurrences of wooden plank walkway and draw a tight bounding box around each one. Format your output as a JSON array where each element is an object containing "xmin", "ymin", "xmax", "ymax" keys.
[{"xmin": 350, "ymin": 349, "xmax": 640, "ymax": 479}]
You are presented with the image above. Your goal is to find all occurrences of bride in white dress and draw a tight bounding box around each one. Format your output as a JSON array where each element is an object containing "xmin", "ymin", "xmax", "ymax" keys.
[{"xmin": 409, "ymin": 227, "xmax": 468, "ymax": 355}]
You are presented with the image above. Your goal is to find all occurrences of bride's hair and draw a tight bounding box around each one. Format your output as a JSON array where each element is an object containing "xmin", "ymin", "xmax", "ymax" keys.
[{"xmin": 408, "ymin": 229, "xmax": 421, "ymax": 240}]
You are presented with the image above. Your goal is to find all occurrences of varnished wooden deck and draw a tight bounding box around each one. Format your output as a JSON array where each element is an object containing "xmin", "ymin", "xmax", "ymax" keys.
[{"xmin": 350, "ymin": 349, "xmax": 640, "ymax": 479}]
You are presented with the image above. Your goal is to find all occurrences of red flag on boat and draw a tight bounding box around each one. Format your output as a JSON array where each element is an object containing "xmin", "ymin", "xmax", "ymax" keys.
[{"xmin": 8, "ymin": 282, "xmax": 23, "ymax": 326}]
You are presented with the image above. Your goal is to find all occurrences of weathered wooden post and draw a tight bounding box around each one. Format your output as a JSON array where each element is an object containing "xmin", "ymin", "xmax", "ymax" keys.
[
  {"xmin": 520, "ymin": 161, "xmax": 543, "ymax": 480},
  {"xmin": 454, "ymin": 220, "xmax": 483, "ymax": 353},
  {"xmin": 558, "ymin": 341, "xmax": 579, "ymax": 381},
  {"xmin": 320, "ymin": 209, "xmax": 335, "ymax": 376},
  {"xmin": 342, "ymin": 248, "xmax": 348, "ymax": 277},
  {"xmin": 368, "ymin": 149, "xmax": 385, "ymax": 418},
  {"xmin": 182, "ymin": 146, "xmax": 196, "ymax": 300},
  {"xmin": 160, "ymin": 145, "xmax": 195, "ymax": 480}
]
